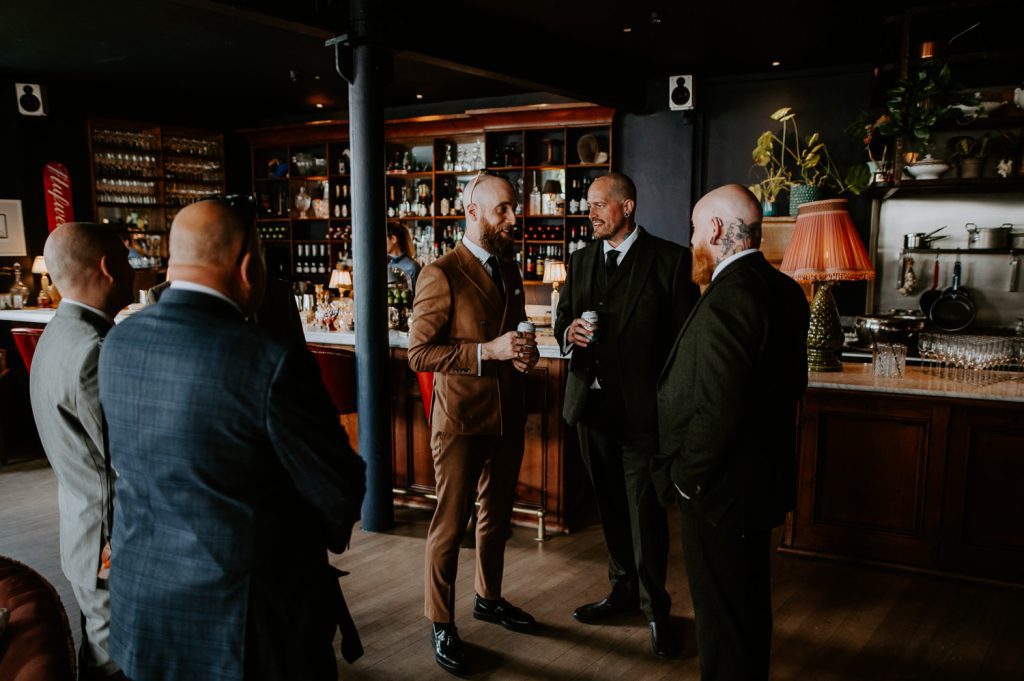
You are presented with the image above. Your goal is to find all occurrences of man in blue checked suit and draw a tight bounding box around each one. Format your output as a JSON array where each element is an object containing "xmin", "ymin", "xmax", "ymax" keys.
[{"xmin": 98, "ymin": 199, "xmax": 366, "ymax": 681}]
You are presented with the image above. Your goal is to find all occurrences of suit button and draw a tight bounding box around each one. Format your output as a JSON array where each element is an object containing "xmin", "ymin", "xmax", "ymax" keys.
[{"xmin": 695, "ymin": 484, "xmax": 703, "ymax": 497}]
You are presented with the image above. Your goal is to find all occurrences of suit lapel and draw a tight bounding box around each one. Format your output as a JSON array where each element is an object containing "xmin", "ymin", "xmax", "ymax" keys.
[
  {"xmin": 454, "ymin": 242, "xmax": 504, "ymax": 314},
  {"xmin": 618, "ymin": 227, "xmax": 655, "ymax": 329},
  {"xmin": 498, "ymin": 257, "xmax": 523, "ymax": 330},
  {"xmin": 572, "ymin": 243, "xmax": 601, "ymax": 313},
  {"xmin": 658, "ymin": 252, "xmax": 762, "ymax": 384}
]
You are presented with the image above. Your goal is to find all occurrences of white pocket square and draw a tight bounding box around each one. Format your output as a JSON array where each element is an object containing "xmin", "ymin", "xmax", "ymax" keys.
[{"xmin": 513, "ymin": 289, "xmax": 522, "ymax": 296}]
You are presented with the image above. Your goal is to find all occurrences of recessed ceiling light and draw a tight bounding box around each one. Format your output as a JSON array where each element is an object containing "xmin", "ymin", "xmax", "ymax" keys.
[
  {"xmin": 771, "ymin": 60, "xmax": 781, "ymax": 67},
  {"xmin": 623, "ymin": 26, "xmax": 632, "ymax": 33},
  {"xmin": 416, "ymin": 93, "xmax": 424, "ymax": 100},
  {"xmin": 314, "ymin": 75, "xmax": 321, "ymax": 80},
  {"xmin": 650, "ymin": 11, "xmax": 662, "ymax": 25},
  {"xmin": 315, "ymin": 103, "xmax": 324, "ymax": 108}
]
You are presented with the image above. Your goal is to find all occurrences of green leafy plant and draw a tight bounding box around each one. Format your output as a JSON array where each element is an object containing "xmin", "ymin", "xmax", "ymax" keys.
[
  {"xmin": 876, "ymin": 60, "xmax": 975, "ymax": 152},
  {"xmin": 749, "ymin": 107, "xmax": 857, "ymax": 199},
  {"xmin": 948, "ymin": 134, "xmax": 991, "ymax": 163}
]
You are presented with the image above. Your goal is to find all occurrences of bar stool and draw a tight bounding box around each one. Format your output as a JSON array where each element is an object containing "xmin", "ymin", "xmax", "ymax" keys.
[
  {"xmin": 10, "ymin": 328, "xmax": 44, "ymax": 374},
  {"xmin": 416, "ymin": 371, "xmax": 433, "ymax": 424},
  {"xmin": 308, "ymin": 344, "xmax": 357, "ymax": 415}
]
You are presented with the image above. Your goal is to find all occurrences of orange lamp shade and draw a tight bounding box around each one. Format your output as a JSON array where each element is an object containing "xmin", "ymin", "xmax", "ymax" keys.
[{"xmin": 780, "ymin": 198, "xmax": 875, "ymax": 283}]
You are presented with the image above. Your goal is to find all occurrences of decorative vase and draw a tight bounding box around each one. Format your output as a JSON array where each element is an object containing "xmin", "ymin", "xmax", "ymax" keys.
[
  {"xmin": 789, "ymin": 184, "xmax": 821, "ymax": 215},
  {"xmin": 959, "ymin": 157, "xmax": 984, "ymax": 179},
  {"xmin": 761, "ymin": 197, "xmax": 784, "ymax": 217}
]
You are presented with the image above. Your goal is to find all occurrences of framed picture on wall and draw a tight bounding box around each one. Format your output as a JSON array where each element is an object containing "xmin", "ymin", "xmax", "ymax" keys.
[{"xmin": 0, "ymin": 199, "xmax": 27, "ymax": 256}]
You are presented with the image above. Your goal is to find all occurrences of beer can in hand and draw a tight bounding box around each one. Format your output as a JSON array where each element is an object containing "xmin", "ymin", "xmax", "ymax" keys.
[
  {"xmin": 582, "ymin": 310, "xmax": 598, "ymax": 342},
  {"xmin": 517, "ymin": 321, "xmax": 536, "ymax": 336}
]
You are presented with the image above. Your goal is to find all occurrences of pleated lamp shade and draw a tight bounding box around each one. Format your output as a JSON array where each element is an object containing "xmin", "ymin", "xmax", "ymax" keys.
[{"xmin": 780, "ymin": 198, "xmax": 875, "ymax": 283}]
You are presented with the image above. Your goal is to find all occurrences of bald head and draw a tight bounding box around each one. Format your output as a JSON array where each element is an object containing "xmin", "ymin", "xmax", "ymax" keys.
[
  {"xmin": 44, "ymin": 222, "xmax": 134, "ymax": 314},
  {"xmin": 169, "ymin": 199, "xmax": 249, "ymax": 267},
  {"xmin": 692, "ymin": 184, "xmax": 762, "ymax": 248},
  {"xmin": 594, "ymin": 172, "xmax": 637, "ymax": 205},
  {"xmin": 167, "ymin": 198, "xmax": 266, "ymax": 315},
  {"xmin": 463, "ymin": 172, "xmax": 516, "ymax": 255},
  {"xmin": 45, "ymin": 222, "xmax": 126, "ymax": 291}
]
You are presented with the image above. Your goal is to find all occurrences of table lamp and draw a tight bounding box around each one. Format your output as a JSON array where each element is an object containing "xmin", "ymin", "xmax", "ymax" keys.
[
  {"xmin": 329, "ymin": 267, "xmax": 354, "ymax": 297},
  {"xmin": 32, "ymin": 256, "xmax": 54, "ymax": 308},
  {"xmin": 543, "ymin": 259, "xmax": 567, "ymax": 324},
  {"xmin": 542, "ymin": 179, "xmax": 562, "ymax": 215},
  {"xmin": 780, "ymin": 198, "xmax": 875, "ymax": 372}
]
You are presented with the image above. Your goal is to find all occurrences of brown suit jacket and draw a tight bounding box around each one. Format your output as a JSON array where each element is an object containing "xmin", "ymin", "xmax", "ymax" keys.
[{"xmin": 408, "ymin": 242, "xmax": 527, "ymax": 436}]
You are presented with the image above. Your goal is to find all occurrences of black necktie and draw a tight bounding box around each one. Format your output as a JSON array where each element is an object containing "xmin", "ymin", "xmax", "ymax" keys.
[
  {"xmin": 485, "ymin": 256, "xmax": 505, "ymax": 297},
  {"xmin": 605, "ymin": 250, "xmax": 620, "ymax": 279}
]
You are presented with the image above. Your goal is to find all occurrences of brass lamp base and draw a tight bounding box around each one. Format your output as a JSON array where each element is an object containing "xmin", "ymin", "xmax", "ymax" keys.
[{"xmin": 807, "ymin": 282, "xmax": 844, "ymax": 372}]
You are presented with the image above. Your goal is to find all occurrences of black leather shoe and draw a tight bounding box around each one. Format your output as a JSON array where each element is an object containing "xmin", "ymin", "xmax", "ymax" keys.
[
  {"xmin": 649, "ymin": 619, "xmax": 679, "ymax": 658},
  {"xmin": 572, "ymin": 596, "xmax": 638, "ymax": 624},
  {"xmin": 473, "ymin": 595, "xmax": 538, "ymax": 632},
  {"xmin": 432, "ymin": 623, "xmax": 465, "ymax": 674}
]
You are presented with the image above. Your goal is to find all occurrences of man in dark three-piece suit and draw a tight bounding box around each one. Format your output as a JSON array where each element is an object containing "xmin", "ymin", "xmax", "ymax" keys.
[
  {"xmin": 409, "ymin": 171, "xmax": 540, "ymax": 675},
  {"xmin": 98, "ymin": 199, "xmax": 366, "ymax": 681},
  {"xmin": 653, "ymin": 184, "xmax": 810, "ymax": 681},
  {"xmin": 30, "ymin": 222, "xmax": 135, "ymax": 680},
  {"xmin": 554, "ymin": 172, "xmax": 699, "ymax": 657}
]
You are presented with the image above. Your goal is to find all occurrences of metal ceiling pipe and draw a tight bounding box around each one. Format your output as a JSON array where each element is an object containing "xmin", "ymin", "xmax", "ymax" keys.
[{"xmin": 333, "ymin": 0, "xmax": 392, "ymax": 532}]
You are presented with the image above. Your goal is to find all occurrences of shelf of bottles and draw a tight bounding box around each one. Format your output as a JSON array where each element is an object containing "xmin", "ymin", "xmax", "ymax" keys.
[
  {"xmin": 247, "ymin": 121, "xmax": 611, "ymax": 283},
  {"xmin": 250, "ymin": 141, "xmax": 355, "ymax": 283},
  {"xmin": 89, "ymin": 122, "xmax": 225, "ymax": 268}
]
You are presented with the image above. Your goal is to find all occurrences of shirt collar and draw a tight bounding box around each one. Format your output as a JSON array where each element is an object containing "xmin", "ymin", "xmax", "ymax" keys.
[
  {"xmin": 712, "ymin": 248, "xmax": 759, "ymax": 281},
  {"xmin": 169, "ymin": 280, "xmax": 244, "ymax": 315},
  {"xmin": 461, "ymin": 235, "xmax": 493, "ymax": 266},
  {"xmin": 603, "ymin": 225, "xmax": 640, "ymax": 258},
  {"xmin": 60, "ymin": 299, "xmax": 115, "ymax": 326}
]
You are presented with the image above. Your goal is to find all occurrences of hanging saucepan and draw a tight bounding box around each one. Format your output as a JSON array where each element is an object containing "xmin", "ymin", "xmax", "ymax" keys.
[{"xmin": 929, "ymin": 257, "xmax": 976, "ymax": 331}]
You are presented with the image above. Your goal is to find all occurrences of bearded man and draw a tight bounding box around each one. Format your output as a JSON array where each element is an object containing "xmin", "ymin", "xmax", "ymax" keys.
[
  {"xmin": 652, "ymin": 184, "xmax": 809, "ymax": 681},
  {"xmin": 408, "ymin": 171, "xmax": 540, "ymax": 675}
]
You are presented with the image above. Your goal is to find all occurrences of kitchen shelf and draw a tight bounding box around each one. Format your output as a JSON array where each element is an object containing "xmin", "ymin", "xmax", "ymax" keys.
[{"xmin": 901, "ymin": 247, "xmax": 1022, "ymax": 255}]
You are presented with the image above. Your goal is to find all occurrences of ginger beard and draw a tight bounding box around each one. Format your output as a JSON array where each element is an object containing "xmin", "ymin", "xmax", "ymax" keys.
[
  {"xmin": 691, "ymin": 239, "xmax": 716, "ymax": 287},
  {"xmin": 478, "ymin": 211, "xmax": 514, "ymax": 257}
]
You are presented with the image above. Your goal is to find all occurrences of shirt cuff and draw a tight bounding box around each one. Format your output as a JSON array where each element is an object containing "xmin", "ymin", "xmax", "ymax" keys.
[
  {"xmin": 674, "ymin": 484, "xmax": 691, "ymax": 501},
  {"xmin": 562, "ymin": 326, "xmax": 573, "ymax": 356},
  {"xmin": 477, "ymin": 343, "xmax": 482, "ymax": 377}
]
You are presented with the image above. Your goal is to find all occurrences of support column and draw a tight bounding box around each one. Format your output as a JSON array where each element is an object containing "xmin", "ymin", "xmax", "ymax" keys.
[{"xmin": 331, "ymin": 0, "xmax": 392, "ymax": 531}]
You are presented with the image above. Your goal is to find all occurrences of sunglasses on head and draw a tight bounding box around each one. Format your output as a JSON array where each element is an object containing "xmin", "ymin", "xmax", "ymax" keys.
[{"xmin": 465, "ymin": 169, "xmax": 494, "ymax": 207}]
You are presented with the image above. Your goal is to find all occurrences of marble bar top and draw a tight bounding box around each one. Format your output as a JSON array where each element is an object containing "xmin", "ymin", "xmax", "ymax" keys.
[
  {"xmin": 808, "ymin": 363, "xmax": 1024, "ymax": 404},
  {"xmin": 0, "ymin": 309, "xmax": 567, "ymax": 359}
]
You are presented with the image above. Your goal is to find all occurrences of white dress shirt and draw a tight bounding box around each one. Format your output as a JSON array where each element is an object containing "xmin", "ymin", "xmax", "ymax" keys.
[
  {"xmin": 60, "ymin": 299, "xmax": 115, "ymax": 326},
  {"xmin": 169, "ymin": 281, "xmax": 243, "ymax": 315},
  {"xmin": 712, "ymin": 248, "xmax": 759, "ymax": 281}
]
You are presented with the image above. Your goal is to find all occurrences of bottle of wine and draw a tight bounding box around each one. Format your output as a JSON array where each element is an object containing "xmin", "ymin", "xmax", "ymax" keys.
[
  {"xmin": 529, "ymin": 173, "xmax": 542, "ymax": 216},
  {"xmin": 568, "ymin": 179, "xmax": 580, "ymax": 215}
]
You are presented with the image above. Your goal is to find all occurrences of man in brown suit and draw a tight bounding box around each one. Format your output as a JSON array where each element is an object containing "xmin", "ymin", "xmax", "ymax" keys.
[{"xmin": 408, "ymin": 171, "xmax": 539, "ymax": 674}]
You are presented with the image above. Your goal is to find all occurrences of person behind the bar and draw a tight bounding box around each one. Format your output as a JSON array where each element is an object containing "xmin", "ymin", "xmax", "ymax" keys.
[
  {"xmin": 98, "ymin": 199, "xmax": 366, "ymax": 681},
  {"xmin": 408, "ymin": 171, "xmax": 539, "ymax": 675},
  {"xmin": 30, "ymin": 222, "xmax": 134, "ymax": 681},
  {"xmin": 653, "ymin": 184, "xmax": 809, "ymax": 681},
  {"xmin": 386, "ymin": 220, "xmax": 422, "ymax": 292},
  {"xmin": 553, "ymin": 172, "xmax": 699, "ymax": 657}
]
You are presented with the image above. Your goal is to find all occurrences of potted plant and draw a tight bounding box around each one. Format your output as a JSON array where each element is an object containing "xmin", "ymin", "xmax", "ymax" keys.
[
  {"xmin": 947, "ymin": 134, "xmax": 991, "ymax": 179},
  {"xmin": 849, "ymin": 112, "xmax": 895, "ymax": 184},
  {"xmin": 875, "ymin": 60, "xmax": 975, "ymax": 170},
  {"xmin": 749, "ymin": 107, "xmax": 861, "ymax": 215}
]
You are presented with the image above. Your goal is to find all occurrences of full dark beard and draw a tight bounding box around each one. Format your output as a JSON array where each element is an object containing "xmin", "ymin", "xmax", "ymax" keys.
[
  {"xmin": 479, "ymin": 223, "xmax": 513, "ymax": 257},
  {"xmin": 691, "ymin": 241, "xmax": 715, "ymax": 287}
]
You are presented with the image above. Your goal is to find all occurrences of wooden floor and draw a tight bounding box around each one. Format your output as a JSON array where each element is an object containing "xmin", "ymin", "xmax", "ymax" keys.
[{"xmin": 2, "ymin": 458, "xmax": 1022, "ymax": 680}]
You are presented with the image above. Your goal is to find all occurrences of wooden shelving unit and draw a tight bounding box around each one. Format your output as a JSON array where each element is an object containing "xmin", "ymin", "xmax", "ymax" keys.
[
  {"xmin": 241, "ymin": 105, "xmax": 615, "ymax": 284},
  {"xmin": 87, "ymin": 119, "xmax": 226, "ymax": 270}
]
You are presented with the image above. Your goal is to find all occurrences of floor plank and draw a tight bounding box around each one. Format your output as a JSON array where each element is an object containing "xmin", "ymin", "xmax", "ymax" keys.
[{"xmin": 2, "ymin": 459, "xmax": 1023, "ymax": 679}]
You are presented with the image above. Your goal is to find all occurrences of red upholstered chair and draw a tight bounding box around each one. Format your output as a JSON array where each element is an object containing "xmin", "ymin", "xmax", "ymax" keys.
[
  {"xmin": 308, "ymin": 345, "xmax": 358, "ymax": 415},
  {"xmin": 0, "ymin": 555, "xmax": 76, "ymax": 681},
  {"xmin": 416, "ymin": 371, "xmax": 433, "ymax": 424},
  {"xmin": 10, "ymin": 328, "xmax": 44, "ymax": 375}
]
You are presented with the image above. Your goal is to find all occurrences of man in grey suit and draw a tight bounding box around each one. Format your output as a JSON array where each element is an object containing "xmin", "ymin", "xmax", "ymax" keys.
[
  {"xmin": 653, "ymin": 184, "xmax": 809, "ymax": 680},
  {"xmin": 554, "ymin": 173, "xmax": 698, "ymax": 657},
  {"xmin": 30, "ymin": 222, "xmax": 134, "ymax": 680},
  {"xmin": 99, "ymin": 199, "xmax": 366, "ymax": 680}
]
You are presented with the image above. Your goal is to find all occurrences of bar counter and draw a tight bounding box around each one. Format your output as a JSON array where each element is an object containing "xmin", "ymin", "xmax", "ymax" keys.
[{"xmin": 788, "ymin": 362, "xmax": 1024, "ymax": 585}]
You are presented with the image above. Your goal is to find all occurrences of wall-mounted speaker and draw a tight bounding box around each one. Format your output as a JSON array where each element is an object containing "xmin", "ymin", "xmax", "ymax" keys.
[
  {"xmin": 15, "ymin": 83, "xmax": 47, "ymax": 116},
  {"xmin": 668, "ymin": 75, "xmax": 693, "ymax": 111}
]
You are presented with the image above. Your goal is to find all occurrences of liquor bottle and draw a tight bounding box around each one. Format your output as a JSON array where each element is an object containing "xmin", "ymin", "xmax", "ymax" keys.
[
  {"xmin": 453, "ymin": 185, "xmax": 464, "ymax": 215},
  {"xmin": 568, "ymin": 179, "xmax": 580, "ymax": 215},
  {"xmin": 439, "ymin": 179, "xmax": 451, "ymax": 217},
  {"xmin": 579, "ymin": 177, "xmax": 590, "ymax": 214},
  {"xmin": 515, "ymin": 176, "xmax": 524, "ymax": 215},
  {"xmin": 529, "ymin": 174, "xmax": 541, "ymax": 216},
  {"xmin": 9, "ymin": 263, "xmax": 30, "ymax": 309},
  {"xmin": 537, "ymin": 252, "xmax": 545, "ymax": 280},
  {"xmin": 387, "ymin": 185, "xmax": 397, "ymax": 218},
  {"xmin": 525, "ymin": 246, "xmax": 535, "ymax": 278}
]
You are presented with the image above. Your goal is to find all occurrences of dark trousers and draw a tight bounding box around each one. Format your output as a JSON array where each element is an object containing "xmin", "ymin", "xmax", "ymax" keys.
[
  {"xmin": 577, "ymin": 390, "xmax": 670, "ymax": 621},
  {"xmin": 679, "ymin": 498, "xmax": 773, "ymax": 681}
]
